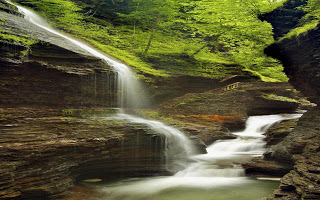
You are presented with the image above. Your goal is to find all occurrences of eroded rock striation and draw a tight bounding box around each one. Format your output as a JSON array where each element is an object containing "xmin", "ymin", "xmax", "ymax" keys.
[
  {"xmin": 0, "ymin": 108, "xmax": 174, "ymax": 199},
  {"xmin": 266, "ymin": 23, "xmax": 320, "ymax": 104},
  {"xmin": 252, "ymin": 0, "xmax": 320, "ymax": 199},
  {"xmin": 0, "ymin": 3, "xmax": 171, "ymax": 199}
]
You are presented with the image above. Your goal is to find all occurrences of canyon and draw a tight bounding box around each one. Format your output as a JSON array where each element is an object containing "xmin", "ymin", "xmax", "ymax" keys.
[{"xmin": 0, "ymin": 0, "xmax": 319, "ymax": 199}]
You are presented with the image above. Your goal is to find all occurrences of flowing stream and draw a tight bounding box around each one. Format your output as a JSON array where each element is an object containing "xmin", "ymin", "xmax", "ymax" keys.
[
  {"xmin": 9, "ymin": 1, "xmax": 304, "ymax": 199},
  {"xmin": 91, "ymin": 113, "xmax": 302, "ymax": 200}
]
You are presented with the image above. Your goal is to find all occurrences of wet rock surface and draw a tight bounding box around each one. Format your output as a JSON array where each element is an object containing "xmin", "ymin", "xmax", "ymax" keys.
[
  {"xmin": 261, "ymin": 1, "xmax": 320, "ymax": 198},
  {"xmin": 264, "ymin": 118, "xmax": 299, "ymax": 146},
  {"xmin": 243, "ymin": 157, "xmax": 293, "ymax": 177},
  {"xmin": 0, "ymin": 4, "xmax": 172, "ymax": 199},
  {"xmin": 157, "ymin": 82, "xmax": 308, "ymax": 140},
  {"xmin": 159, "ymin": 82, "xmax": 304, "ymax": 117},
  {"xmin": 0, "ymin": 1, "xmax": 93, "ymax": 57},
  {"xmin": 262, "ymin": 107, "xmax": 320, "ymax": 200},
  {"xmin": 0, "ymin": 0, "xmax": 319, "ymax": 199},
  {"xmin": 0, "ymin": 108, "xmax": 174, "ymax": 200},
  {"xmin": 0, "ymin": 5, "xmax": 118, "ymax": 108}
]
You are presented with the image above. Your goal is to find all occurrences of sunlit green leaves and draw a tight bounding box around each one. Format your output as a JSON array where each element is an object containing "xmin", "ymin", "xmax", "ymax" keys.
[
  {"xmin": 11, "ymin": 0, "xmax": 292, "ymax": 81},
  {"xmin": 282, "ymin": 0, "xmax": 320, "ymax": 39}
]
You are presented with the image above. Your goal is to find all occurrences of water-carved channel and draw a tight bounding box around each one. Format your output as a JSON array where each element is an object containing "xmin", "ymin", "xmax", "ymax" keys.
[{"xmin": 80, "ymin": 113, "xmax": 302, "ymax": 200}]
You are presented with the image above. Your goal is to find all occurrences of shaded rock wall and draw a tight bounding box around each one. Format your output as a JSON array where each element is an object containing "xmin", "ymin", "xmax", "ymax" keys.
[
  {"xmin": 0, "ymin": 4, "xmax": 172, "ymax": 199},
  {"xmin": 159, "ymin": 82, "xmax": 303, "ymax": 118},
  {"xmin": 265, "ymin": 23, "xmax": 320, "ymax": 104},
  {"xmin": 260, "ymin": 0, "xmax": 307, "ymax": 39},
  {"xmin": 256, "ymin": 1, "xmax": 320, "ymax": 199},
  {"xmin": 0, "ymin": 56, "xmax": 117, "ymax": 108},
  {"xmin": 0, "ymin": 108, "xmax": 172, "ymax": 200},
  {"xmin": 265, "ymin": 107, "xmax": 320, "ymax": 199},
  {"xmin": 0, "ymin": 5, "xmax": 118, "ymax": 108},
  {"xmin": 150, "ymin": 75, "xmax": 254, "ymax": 105}
]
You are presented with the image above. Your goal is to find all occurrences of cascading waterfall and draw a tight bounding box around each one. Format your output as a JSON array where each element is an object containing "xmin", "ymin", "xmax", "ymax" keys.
[
  {"xmin": 9, "ymin": 2, "xmax": 305, "ymax": 199},
  {"xmin": 8, "ymin": 0, "xmax": 192, "ymax": 171},
  {"xmin": 9, "ymin": 1, "xmax": 147, "ymax": 109},
  {"xmin": 105, "ymin": 113, "xmax": 194, "ymax": 172},
  {"xmin": 96, "ymin": 113, "xmax": 303, "ymax": 200}
]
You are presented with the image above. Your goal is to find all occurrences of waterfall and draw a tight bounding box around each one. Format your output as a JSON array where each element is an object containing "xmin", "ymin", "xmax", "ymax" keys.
[
  {"xmin": 106, "ymin": 113, "xmax": 194, "ymax": 172},
  {"xmin": 97, "ymin": 113, "xmax": 302, "ymax": 199},
  {"xmin": 8, "ymin": 0, "xmax": 193, "ymax": 170},
  {"xmin": 10, "ymin": 1, "xmax": 147, "ymax": 109},
  {"xmin": 7, "ymin": 3, "xmax": 305, "ymax": 199}
]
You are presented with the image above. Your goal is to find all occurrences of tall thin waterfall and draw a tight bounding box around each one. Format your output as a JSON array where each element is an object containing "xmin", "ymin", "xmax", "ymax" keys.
[
  {"xmin": 9, "ymin": 1, "xmax": 193, "ymax": 170},
  {"xmin": 11, "ymin": 2, "xmax": 147, "ymax": 109}
]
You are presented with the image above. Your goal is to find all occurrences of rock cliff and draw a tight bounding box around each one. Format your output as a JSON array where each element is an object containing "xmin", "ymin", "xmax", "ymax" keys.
[
  {"xmin": 249, "ymin": 0, "xmax": 320, "ymax": 199},
  {"xmin": 0, "ymin": 108, "xmax": 174, "ymax": 199},
  {"xmin": 0, "ymin": 0, "xmax": 318, "ymax": 199},
  {"xmin": 265, "ymin": 23, "xmax": 320, "ymax": 104}
]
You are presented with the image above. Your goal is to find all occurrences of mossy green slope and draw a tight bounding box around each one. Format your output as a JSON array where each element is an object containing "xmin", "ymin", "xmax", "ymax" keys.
[
  {"xmin": 0, "ymin": 1, "xmax": 36, "ymax": 59},
  {"xmin": 10, "ymin": 0, "xmax": 291, "ymax": 81},
  {"xmin": 281, "ymin": 0, "xmax": 320, "ymax": 40}
]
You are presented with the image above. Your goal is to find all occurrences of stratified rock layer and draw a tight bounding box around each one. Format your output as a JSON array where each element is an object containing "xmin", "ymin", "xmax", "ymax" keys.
[
  {"xmin": 266, "ymin": 23, "xmax": 320, "ymax": 104},
  {"xmin": 0, "ymin": 108, "xmax": 172, "ymax": 200},
  {"xmin": 261, "ymin": 1, "xmax": 320, "ymax": 199},
  {"xmin": 265, "ymin": 107, "xmax": 320, "ymax": 200}
]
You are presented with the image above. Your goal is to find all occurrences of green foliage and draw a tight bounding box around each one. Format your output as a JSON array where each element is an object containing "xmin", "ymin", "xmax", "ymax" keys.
[
  {"xmin": 138, "ymin": 110, "xmax": 173, "ymax": 122},
  {"xmin": 260, "ymin": 93, "xmax": 298, "ymax": 103},
  {"xmin": 11, "ymin": 0, "xmax": 289, "ymax": 81},
  {"xmin": 281, "ymin": 0, "xmax": 320, "ymax": 40},
  {"xmin": 0, "ymin": 27, "xmax": 36, "ymax": 45}
]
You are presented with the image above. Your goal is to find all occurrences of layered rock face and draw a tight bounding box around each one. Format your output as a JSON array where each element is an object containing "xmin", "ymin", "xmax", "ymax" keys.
[
  {"xmin": 0, "ymin": 3, "xmax": 172, "ymax": 199},
  {"xmin": 0, "ymin": 8, "xmax": 118, "ymax": 108},
  {"xmin": 264, "ymin": 107, "xmax": 320, "ymax": 199},
  {"xmin": 256, "ymin": 0, "xmax": 320, "ymax": 199},
  {"xmin": 0, "ymin": 108, "xmax": 173, "ymax": 200},
  {"xmin": 0, "ymin": 49, "xmax": 117, "ymax": 108},
  {"xmin": 266, "ymin": 23, "xmax": 320, "ymax": 104}
]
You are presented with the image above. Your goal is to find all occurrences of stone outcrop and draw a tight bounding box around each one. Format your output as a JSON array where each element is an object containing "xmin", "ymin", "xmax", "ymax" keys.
[
  {"xmin": 0, "ymin": 4, "xmax": 207, "ymax": 199},
  {"xmin": 251, "ymin": 0, "xmax": 320, "ymax": 199},
  {"xmin": 159, "ymin": 82, "xmax": 305, "ymax": 117},
  {"xmin": 150, "ymin": 75, "xmax": 253, "ymax": 105},
  {"xmin": 0, "ymin": 4, "xmax": 173, "ymax": 199},
  {"xmin": 0, "ymin": 4, "xmax": 118, "ymax": 108},
  {"xmin": 0, "ymin": 108, "xmax": 179, "ymax": 199},
  {"xmin": 265, "ymin": 23, "xmax": 320, "ymax": 104},
  {"xmin": 154, "ymin": 81, "xmax": 312, "ymax": 147},
  {"xmin": 264, "ymin": 107, "xmax": 320, "ymax": 200},
  {"xmin": 158, "ymin": 82, "xmax": 306, "ymax": 133},
  {"xmin": 264, "ymin": 118, "xmax": 299, "ymax": 146}
]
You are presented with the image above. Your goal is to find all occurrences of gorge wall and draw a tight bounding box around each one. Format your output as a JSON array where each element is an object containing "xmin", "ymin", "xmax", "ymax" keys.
[
  {"xmin": 0, "ymin": 0, "xmax": 318, "ymax": 199},
  {"xmin": 257, "ymin": 0, "xmax": 320, "ymax": 199}
]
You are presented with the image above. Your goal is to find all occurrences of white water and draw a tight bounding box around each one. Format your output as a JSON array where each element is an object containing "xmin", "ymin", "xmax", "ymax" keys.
[
  {"xmin": 9, "ymin": 2, "xmax": 304, "ymax": 199},
  {"xmin": 96, "ymin": 113, "xmax": 302, "ymax": 199},
  {"xmin": 9, "ymin": 0, "xmax": 192, "ymax": 171},
  {"xmin": 103, "ymin": 113, "xmax": 195, "ymax": 173},
  {"xmin": 9, "ymin": 1, "xmax": 147, "ymax": 109}
]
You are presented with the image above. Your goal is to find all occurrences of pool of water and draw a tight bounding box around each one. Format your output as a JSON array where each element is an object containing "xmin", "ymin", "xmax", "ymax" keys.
[{"xmin": 81, "ymin": 177, "xmax": 279, "ymax": 200}]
